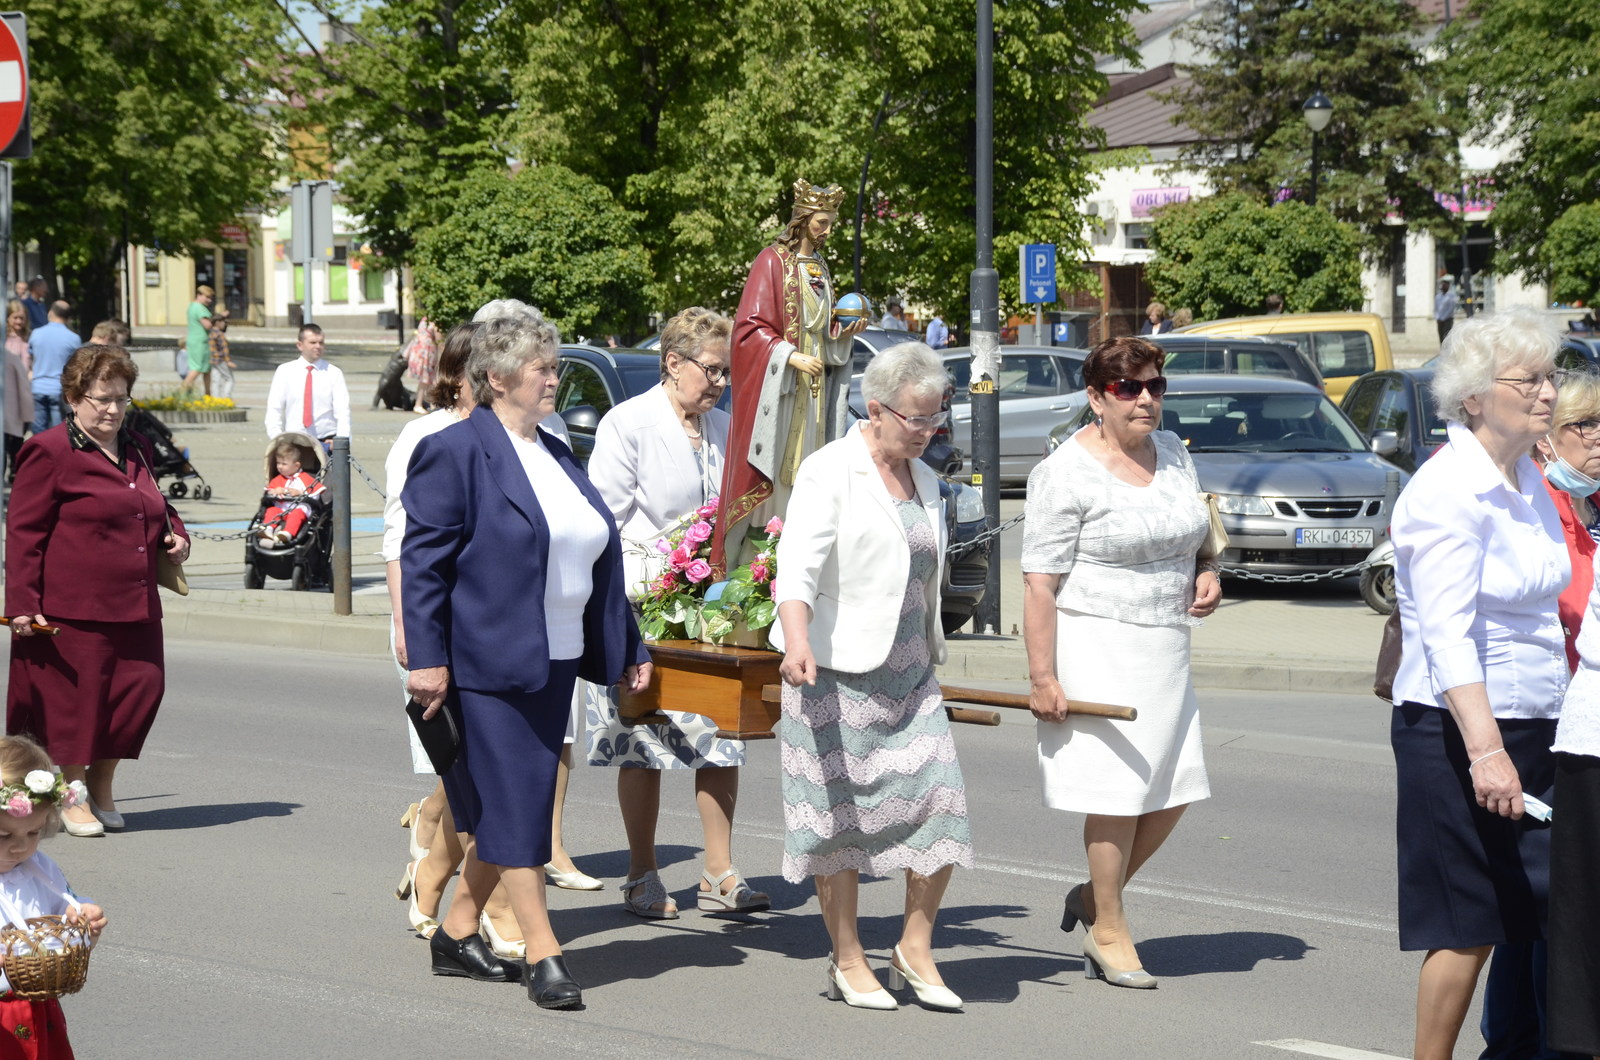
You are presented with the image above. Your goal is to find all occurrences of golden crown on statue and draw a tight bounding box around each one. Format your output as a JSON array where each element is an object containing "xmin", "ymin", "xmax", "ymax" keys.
[{"xmin": 791, "ymin": 178, "xmax": 846, "ymax": 215}]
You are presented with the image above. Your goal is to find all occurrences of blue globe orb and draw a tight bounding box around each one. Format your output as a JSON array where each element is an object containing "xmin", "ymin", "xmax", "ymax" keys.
[{"xmin": 833, "ymin": 292, "xmax": 872, "ymax": 324}]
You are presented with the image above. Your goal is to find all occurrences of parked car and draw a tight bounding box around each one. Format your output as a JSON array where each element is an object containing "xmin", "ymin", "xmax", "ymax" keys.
[
  {"xmin": 856, "ymin": 345, "xmax": 1089, "ymax": 487},
  {"xmin": 1149, "ymin": 333, "xmax": 1323, "ymax": 390},
  {"xmin": 1176, "ymin": 311, "xmax": 1395, "ymax": 402},
  {"xmin": 849, "ymin": 325, "xmax": 922, "ymax": 373},
  {"xmin": 1339, "ymin": 368, "xmax": 1445, "ymax": 474},
  {"xmin": 1047, "ymin": 375, "xmax": 1408, "ymax": 578},
  {"xmin": 1558, "ymin": 336, "xmax": 1600, "ymax": 371},
  {"xmin": 555, "ymin": 345, "xmax": 989, "ymax": 634}
]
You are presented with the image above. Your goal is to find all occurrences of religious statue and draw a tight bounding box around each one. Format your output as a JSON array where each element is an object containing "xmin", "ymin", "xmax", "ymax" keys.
[{"xmin": 711, "ymin": 178, "xmax": 869, "ymax": 573}]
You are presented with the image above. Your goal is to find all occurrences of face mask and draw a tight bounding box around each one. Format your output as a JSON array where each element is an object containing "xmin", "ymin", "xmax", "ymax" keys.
[{"xmin": 1543, "ymin": 438, "xmax": 1600, "ymax": 497}]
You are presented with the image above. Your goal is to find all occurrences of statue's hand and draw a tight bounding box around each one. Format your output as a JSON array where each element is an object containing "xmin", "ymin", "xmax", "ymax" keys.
[
  {"xmin": 788, "ymin": 352, "xmax": 824, "ymax": 378},
  {"xmin": 841, "ymin": 318, "xmax": 870, "ymax": 339}
]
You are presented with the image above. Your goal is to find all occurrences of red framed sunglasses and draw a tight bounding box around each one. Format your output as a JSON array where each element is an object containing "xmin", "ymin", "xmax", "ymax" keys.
[{"xmin": 1103, "ymin": 377, "xmax": 1168, "ymax": 400}]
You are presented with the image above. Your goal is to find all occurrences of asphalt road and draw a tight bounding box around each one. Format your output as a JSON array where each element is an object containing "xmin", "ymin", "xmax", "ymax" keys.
[{"xmin": 27, "ymin": 636, "xmax": 1478, "ymax": 1059}]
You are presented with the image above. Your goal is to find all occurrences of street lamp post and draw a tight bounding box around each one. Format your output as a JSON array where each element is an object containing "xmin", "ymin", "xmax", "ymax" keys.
[{"xmin": 1302, "ymin": 90, "xmax": 1333, "ymax": 206}]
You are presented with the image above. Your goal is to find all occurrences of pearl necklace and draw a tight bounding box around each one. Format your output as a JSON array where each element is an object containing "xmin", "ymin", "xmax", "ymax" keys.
[{"xmin": 684, "ymin": 413, "xmax": 703, "ymax": 440}]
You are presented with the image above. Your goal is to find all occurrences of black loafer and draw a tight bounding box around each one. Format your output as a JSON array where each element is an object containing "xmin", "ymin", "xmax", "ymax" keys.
[
  {"xmin": 527, "ymin": 954, "xmax": 582, "ymax": 1009},
  {"xmin": 430, "ymin": 928, "xmax": 521, "ymax": 982}
]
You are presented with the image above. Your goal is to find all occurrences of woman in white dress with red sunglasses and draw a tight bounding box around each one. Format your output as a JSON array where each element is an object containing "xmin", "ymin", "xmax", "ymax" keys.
[{"xmin": 1021, "ymin": 335, "xmax": 1219, "ymax": 990}]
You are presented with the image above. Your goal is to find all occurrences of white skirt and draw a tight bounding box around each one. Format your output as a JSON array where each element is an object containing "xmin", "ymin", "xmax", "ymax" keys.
[{"xmin": 1037, "ymin": 607, "xmax": 1210, "ymax": 816}]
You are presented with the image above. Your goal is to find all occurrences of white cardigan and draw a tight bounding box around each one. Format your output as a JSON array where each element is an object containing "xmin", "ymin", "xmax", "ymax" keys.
[
  {"xmin": 588, "ymin": 384, "xmax": 729, "ymax": 598},
  {"xmin": 772, "ymin": 423, "xmax": 947, "ymax": 673}
]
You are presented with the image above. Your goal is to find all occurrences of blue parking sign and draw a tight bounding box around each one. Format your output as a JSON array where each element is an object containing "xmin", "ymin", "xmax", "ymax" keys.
[{"xmin": 1021, "ymin": 244, "xmax": 1057, "ymax": 304}]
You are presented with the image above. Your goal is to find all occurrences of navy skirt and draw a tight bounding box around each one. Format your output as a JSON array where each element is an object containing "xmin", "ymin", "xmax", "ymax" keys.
[
  {"xmin": 1547, "ymin": 751, "xmax": 1600, "ymax": 1054},
  {"xmin": 1391, "ymin": 704, "xmax": 1557, "ymax": 952},
  {"xmin": 442, "ymin": 659, "xmax": 579, "ymax": 868}
]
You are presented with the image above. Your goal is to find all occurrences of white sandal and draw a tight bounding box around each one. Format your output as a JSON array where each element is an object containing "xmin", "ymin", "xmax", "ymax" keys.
[
  {"xmin": 697, "ymin": 867, "xmax": 770, "ymax": 913},
  {"xmin": 620, "ymin": 870, "xmax": 679, "ymax": 919}
]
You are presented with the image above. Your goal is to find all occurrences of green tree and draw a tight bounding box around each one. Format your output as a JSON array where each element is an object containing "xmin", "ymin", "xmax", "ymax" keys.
[
  {"xmin": 511, "ymin": 0, "xmax": 1142, "ymax": 319},
  {"xmin": 1146, "ymin": 193, "xmax": 1364, "ymax": 319},
  {"xmin": 1170, "ymin": 0, "xmax": 1462, "ymax": 254},
  {"xmin": 290, "ymin": 0, "xmax": 518, "ymax": 267},
  {"xmin": 13, "ymin": 0, "xmax": 287, "ymax": 323},
  {"xmin": 1447, "ymin": 0, "xmax": 1600, "ymax": 283},
  {"xmin": 1543, "ymin": 203, "xmax": 1600, "ymax": 309},
  {"xmin": 408, "ymin": 165, "xmax": 651, "ymax": 338}
]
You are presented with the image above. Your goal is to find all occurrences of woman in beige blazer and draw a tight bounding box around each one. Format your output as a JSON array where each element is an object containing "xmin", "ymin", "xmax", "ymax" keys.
[{"xmin": 773, "ymin": 342, "xmax": 973, "ymax": 1013}]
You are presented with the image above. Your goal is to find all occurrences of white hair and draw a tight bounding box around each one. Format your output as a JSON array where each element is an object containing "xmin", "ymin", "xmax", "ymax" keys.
[
  {"xmin": 472, "ymin": 298, "xmax": 562, "ymax": 343},
  {"xmin": 861, "ymin": 341, "xmax": 948, "ymax": 407},
  {"xmin": 1430, "ymin": 306, "xmax": 1562, "ymax": 424}
]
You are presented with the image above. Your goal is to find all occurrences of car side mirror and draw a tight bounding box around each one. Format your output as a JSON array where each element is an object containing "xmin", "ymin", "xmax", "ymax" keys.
[
  {"xmin": 560, "ymin": 405, "xmax": 601, "ymax": 433},
  {"xmin": 1370, "ymin": 429, "xmax": 1400, "ymax": 457}
]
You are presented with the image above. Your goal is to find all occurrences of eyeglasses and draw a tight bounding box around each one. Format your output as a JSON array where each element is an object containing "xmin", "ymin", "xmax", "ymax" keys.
[
  {"xmin": 1103, "ymin": 377, "xmax": 1169, "ymax": 401},
  {"xmin": 878, "ymin": 402, "xmax": 949, "ymax": 431},
  {"xmin": 1495, "ymin": 371, "xmax": 1569, "ymax": 396},
  {"xmin": 680, "ymin": 356, "xmax": 729, "ymax": 386},
  {"xmin": 1564, "ymin": 418, "xmax": 1600, "ymax": 440},
  {"xmin": 80, "ymin": 393, "xmax": 132, "ymax": 410}
]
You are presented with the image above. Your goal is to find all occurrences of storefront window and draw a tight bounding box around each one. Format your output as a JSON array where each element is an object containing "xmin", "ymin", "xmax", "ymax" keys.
[
  {"xmin": 222, "ymin": 248, "xmax": 249, "ymax": 320},
  {"xmin": 328, "ymin": 246, "xmax": 349, "ymax": 303},
  {"xmin": 361, "ymin": 267, "xmax": 385, "ymax": 302}
]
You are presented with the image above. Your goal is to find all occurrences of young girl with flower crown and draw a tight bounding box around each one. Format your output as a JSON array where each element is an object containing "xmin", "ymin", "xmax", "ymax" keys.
[{"xmin": 0, "ymin": 736, "xmax": 107, "ymax": 1059}]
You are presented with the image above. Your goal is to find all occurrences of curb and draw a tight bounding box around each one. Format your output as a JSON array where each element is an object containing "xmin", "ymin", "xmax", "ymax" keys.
[{"xmin": 159, "ymin": 601, "xmax": 1374, "ymax": 696}]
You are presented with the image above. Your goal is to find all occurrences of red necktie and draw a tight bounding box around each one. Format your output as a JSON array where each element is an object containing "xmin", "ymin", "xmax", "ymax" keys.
[{"xmin": 302, "ymin": 364, "xmax": 315, "ymax": 429}]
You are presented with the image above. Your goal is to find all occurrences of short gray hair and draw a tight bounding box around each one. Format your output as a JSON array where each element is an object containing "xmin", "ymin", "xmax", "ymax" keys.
[
  {"xmin": 472, "ymin": 299, "xmax": 559, "ymax": 340},
  {"xmin": 468, "ymin": 312, "xmax": 560, "ymax": 406},
  {"xmin": 861, "ymin": 341, "xmax": 947, "ymax": 408},
  {"xmin": 1430, "ymin": 306, "xmax": 1562, "ymax": 424}
]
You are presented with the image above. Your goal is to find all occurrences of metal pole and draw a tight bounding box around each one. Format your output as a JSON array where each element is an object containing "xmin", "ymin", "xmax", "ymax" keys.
[
  {"xmin": 1309, "ymin": 131, "xmax": 1319, "ymax": 207},
  {"xmin": 330, "ymin": 436, "xmax": 352, "ymax": 615},
  {"xmin": 969, "ymin": 0, "xmax": 1002, "ymax": 636}
]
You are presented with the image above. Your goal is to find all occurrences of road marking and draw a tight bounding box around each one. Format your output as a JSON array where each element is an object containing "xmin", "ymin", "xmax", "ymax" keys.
[{"xmin": 1256, "ymin": 1040, "xmax": 1404, "ymax": 1059}]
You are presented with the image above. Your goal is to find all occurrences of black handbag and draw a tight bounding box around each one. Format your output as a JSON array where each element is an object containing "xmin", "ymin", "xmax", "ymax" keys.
[
  {"xmin": 406, "ymin": 693, "xmax": 462, "ymax": 774},
  {"xmin": 1373, "ymin": 610, "xmax": 1402, "ymax": 702}
]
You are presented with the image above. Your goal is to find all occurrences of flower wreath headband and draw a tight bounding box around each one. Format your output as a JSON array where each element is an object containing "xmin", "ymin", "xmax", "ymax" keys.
[{"xmin": 0, "ymin": 770, "xmax": 86, "ymax": 818}]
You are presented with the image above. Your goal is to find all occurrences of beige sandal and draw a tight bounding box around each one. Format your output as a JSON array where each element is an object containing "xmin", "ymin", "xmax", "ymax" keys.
[
  {"xmin": 620, "ymin": 870, "xmax": 679, "ymax": 919},
  {"xmin": 697, "ymin": 867, "xmax": 770, "ymax": 913}
]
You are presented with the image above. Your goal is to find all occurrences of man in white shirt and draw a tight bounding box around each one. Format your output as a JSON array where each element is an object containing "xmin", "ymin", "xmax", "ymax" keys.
[
  {"xmin": 265, "ymin": 324, "xmax": 352, "ymax": 442},
  {"xmin": 1434, "ymin": 278, "xmax": 1458, "ymax": 344},
  {"xmin": 879, "ymin": 302, "xmax": 908, "ymax": 331}
]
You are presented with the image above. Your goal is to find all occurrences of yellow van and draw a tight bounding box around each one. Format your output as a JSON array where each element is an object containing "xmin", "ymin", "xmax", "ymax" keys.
[{"xmin": 1176, "ymin": 311, "xmax": 1394, "ymax": 402}]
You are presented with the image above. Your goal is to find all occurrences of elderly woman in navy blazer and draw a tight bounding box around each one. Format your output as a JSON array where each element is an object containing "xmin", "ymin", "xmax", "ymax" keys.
[
  {"xmin": 773, "ymin": 341, "xmax": 973, "ymax": 1012},
  {"xmin": 403, "ymin": 312, "xmax": 651, "ymax": 1010}
]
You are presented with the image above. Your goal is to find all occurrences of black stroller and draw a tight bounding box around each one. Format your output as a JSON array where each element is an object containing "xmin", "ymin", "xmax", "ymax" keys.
[
  {"xmin": 124, "ymin": 407, "xmax": 212, "ymax": 499},
  {"xmin": 243, "ymin": 433, "xmax": 333, "ymax": 591}
]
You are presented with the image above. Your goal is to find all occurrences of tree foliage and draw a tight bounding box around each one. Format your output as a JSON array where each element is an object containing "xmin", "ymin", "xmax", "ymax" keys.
[
  {"xmin": 1170, "ymin": 0, "xmax": 1461, "ymax": 254},
  {"xmin": 1447, "ymin": 0, "xmax": 1600, "ymax": 284},
  {"xmin": 290, "ymin": 0, "xmax": 518, "ymax": 265},
  {"xmin": 408, "ymin": 165, "xmax": 651, "ymax": 337},
  {"xmin": 510, "ymin": 0, "xmax": 1142, "ymax": 319},
  {"xmin": 13, "ymin": 0, "xmax": 286, "ymax": 321},
  {"xmin": 1146, "ymin": 193, "xmax": 1364, "ymax": 319},
  {"xmin": 1543, "ymin": 203, "xmax": 1600, "ymax": 308}
]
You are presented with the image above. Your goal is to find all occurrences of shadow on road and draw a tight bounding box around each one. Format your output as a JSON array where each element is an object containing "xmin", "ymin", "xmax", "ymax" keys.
[
  {"xmin": 125, "ymin": 799, "xmax": 302, "ymax": 830},
  {"xmin": 1134, "ymin": 930, "xmax": 1313, "ymax": 976}
]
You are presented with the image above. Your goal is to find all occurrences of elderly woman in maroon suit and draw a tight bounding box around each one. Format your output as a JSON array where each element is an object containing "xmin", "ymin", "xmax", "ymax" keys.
[{"xmin": 6, "ymin": 345, "xmax": 189, "ymax": 838}]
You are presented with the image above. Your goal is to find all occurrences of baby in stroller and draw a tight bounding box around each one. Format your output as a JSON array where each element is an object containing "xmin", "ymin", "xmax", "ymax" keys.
[{"xmin": 257, "ymin": 435, "xmax": 326, "ymax": 547}]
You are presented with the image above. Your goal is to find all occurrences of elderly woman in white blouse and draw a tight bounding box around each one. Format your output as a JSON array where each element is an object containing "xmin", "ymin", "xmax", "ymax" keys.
[
  {"xmin": 584, "ymin": 307, "xmax": 770, "ymax": 920},
  {"xmin": 1388, "ymin": 308, "xmax": 1569, "ymax": 1060},
  {"xmin": 1021, "ymin": 335, "xmax": 1218, "ymax": 992}
]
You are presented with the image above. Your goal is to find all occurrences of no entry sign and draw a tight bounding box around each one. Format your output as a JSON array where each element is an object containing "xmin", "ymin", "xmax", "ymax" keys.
[{"xmin": 0, "ymin": 14, "xmax": 29, "ymax": 160}]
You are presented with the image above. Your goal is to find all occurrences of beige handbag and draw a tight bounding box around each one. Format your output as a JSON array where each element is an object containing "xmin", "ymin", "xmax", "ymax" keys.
[
  {"xmin": 133, "ymin": 443, "xmax": 189, "ymax": 595},
  {"xmin": 1197, "ymin": 492, "xmax": 1229, "ymax": 561}
]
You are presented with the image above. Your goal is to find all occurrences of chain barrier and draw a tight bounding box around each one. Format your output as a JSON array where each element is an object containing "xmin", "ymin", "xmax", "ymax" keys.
[
  {"xmin": 1215, "ymin": 560, "xmax": 1377, "ymax": 584},
  {"xmin": 948, "ymin": 511, "xmax": 1027, "ymax": 558},
  {"xmin": 348, "ymin": 454, "xmax": 388, "ymax": 500}
]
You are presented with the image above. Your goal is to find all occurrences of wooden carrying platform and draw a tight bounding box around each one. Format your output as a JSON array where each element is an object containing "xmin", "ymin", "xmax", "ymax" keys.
[{"xmin": 617, "ymin": 640, "xmax": 1137, "ymax": 740}]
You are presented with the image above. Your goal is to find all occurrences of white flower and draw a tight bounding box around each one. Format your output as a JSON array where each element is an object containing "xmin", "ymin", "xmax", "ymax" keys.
[
  {"xmin": 23, "ymin": 771, "xmax": 54, "ymax": 794},
  {"xmin": 63, "ymin": 781, "xmax": 87, "ymax": 809}
]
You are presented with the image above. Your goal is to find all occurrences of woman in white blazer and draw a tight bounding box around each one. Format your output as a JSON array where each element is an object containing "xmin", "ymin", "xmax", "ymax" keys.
[
  {"xmin": 773, "ymin": 342, "xmax": 974, "ymax": 1013},
  {"xmin": 585, "ymin": 307, "xmax": 770, "ymax": 920}
]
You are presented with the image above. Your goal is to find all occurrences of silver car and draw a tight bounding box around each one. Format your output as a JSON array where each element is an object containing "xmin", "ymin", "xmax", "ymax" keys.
[
  {"xmin": 1047, "ymin": 375, "xmax": 1407, "ymax": 576},
  {"xmin": 944, "ymin": 346, "xmax": 1089, "ymax": 485}
]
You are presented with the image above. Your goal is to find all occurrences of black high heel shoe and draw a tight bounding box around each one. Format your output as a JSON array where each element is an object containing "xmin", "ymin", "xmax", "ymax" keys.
[
  {"xmin": 430, "ymin": 927, "xmax": 522, "ymax": 982},
  {"xmin": 527, "ymin": 954, "xmax": 583, "ymax": 1009}
]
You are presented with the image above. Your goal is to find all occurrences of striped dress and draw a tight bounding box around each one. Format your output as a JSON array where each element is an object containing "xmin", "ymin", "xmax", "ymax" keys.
[{"xmin": 779, "ymin": 498, "xmax": 974, "ymax": 882}]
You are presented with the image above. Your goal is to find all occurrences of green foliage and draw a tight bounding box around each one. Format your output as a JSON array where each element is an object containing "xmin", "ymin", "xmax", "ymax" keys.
[
  {"xmin": 13, "ymin": 0, "xmax": 287, "ymax": 319},
  {"xmin": 510, "ymin": 0, "xmax": 1143, "ymax": 319},
  {"xmin": 1447, "ymin": 0, "xmax": 1600, "ymax": 283},
  {"xmin": 408, "ymin": 166, "xmax": 651, "ymax": 337},
  {"xmin": 1169, "ymin": 0, "xmax": 1461, "ymax": 255},
  {"xmin": 1544, "ymin": 204, "xmax": 1600, "ymax": 308},
  {"xmin": 1146, "ymin": 193, "xmax": 1364, "ymax": 319},
  {"xmin": 291, "ymin": 0, "xmax": 517, "ymax": 266}
]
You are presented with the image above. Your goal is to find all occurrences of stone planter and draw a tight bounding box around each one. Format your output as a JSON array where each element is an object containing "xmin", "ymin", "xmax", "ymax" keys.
[{"xmin": 141, "ymin": 408, "xmax": 248, "ymax": 424}]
